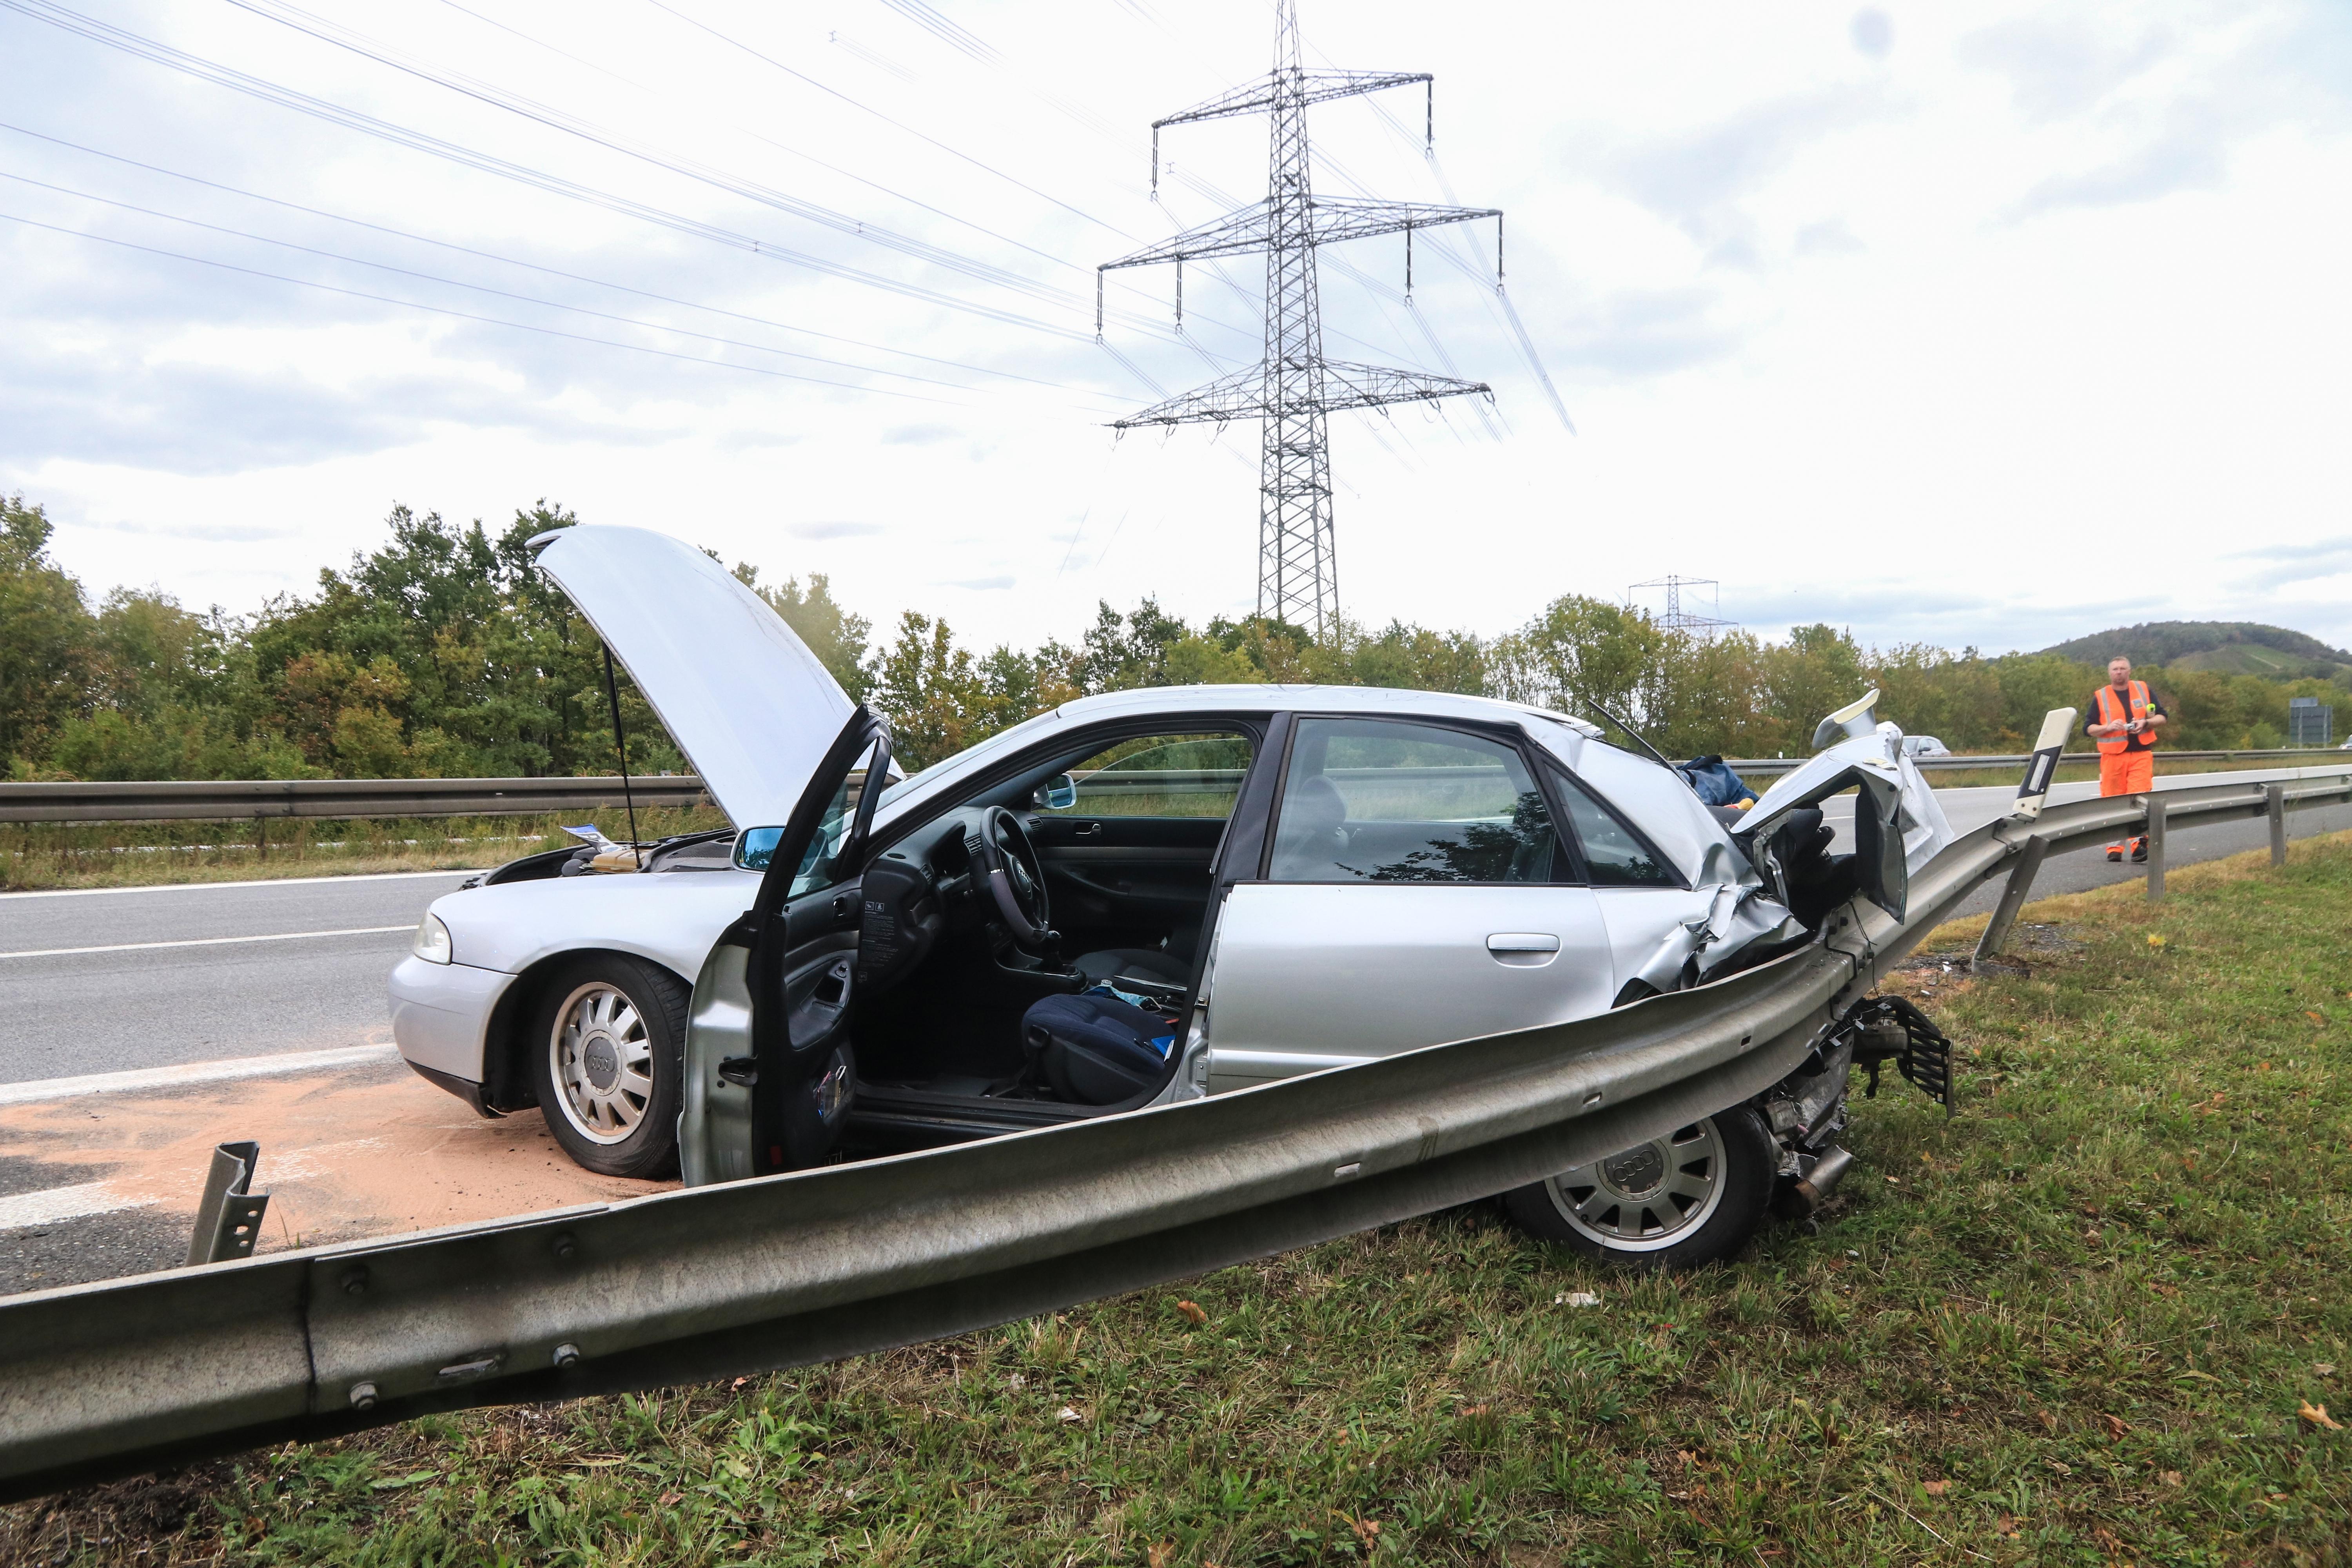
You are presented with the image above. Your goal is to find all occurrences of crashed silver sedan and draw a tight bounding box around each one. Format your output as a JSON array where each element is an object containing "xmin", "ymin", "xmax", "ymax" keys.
[{"xmin": 392, "ymin": 526, "xmax": 1958, "ymax": 1266}]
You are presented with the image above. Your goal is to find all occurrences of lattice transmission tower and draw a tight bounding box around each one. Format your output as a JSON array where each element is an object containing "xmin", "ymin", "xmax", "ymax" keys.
[
  {"xmin": 1097, "ymin": 0, "xmax": 1503, "ymax": 637},
  {"xmin": 1630, "ymin": 575, "xmax": 1732, "ymax": 635}
]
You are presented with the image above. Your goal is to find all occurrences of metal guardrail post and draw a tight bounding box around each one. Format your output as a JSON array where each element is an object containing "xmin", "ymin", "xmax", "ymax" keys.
[
  {"xmin": 2144, "ymin": 797, "xmax": 2167, "ymax": 902},
  {"xmin": 1971, "ymin": 835, "xmax": 2048, "ymax": 971},
  {"xmin": 2268, "ymin": 783, "xmax": 2288, "ymax": 866},
  {"xmin": 185, "ymin": 1142, "xmax": 269, "ymax": 1267}
]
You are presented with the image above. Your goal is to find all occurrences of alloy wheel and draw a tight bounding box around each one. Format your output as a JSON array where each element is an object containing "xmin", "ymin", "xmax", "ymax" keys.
[
  {"xmin": 548, "ymin": 981, "xmax": 655, "ymax": 1145},
  {"xmin": 1542, "ymin": 1117, "xmax": 1729, "ymax": 1252}
]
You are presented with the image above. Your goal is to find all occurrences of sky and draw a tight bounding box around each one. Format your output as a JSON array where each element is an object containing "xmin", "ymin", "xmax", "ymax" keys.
[{"xmin": 3, "ymin": 0, "xmax": 2348, "ymax": 658}]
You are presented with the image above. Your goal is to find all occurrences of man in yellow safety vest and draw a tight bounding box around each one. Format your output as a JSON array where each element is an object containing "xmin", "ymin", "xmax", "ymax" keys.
[{"xmin": 2086, "ymin": 655, "xmax": 2169, "ymax": 862}]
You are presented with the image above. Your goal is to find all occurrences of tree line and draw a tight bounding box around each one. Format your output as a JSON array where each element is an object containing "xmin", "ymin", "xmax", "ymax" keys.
[{"xmin": 3, "ymin": 495, "xmax": 2341, "ymax": 783}]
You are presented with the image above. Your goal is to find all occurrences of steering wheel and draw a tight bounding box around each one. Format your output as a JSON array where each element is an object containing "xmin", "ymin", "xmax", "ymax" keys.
[{"xmin": 971, "ymin": 806, "xmax": 1054, "ymax": 949}]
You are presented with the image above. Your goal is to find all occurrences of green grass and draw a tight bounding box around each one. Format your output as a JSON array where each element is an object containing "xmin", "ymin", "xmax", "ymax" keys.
[{"xmin": 9, "ymin": 835, "xmax": 2352, "ymax": 1565}]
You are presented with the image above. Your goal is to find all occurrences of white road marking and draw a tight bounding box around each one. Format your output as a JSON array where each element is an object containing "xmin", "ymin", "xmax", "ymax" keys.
[
  {"xmin": 0, "ymin": 1180, "xmax": 158, "ymax": 1230},
  {"xmin": 0, "ymin": 1043, "xmax": 404, "ymax": 1108},
  {"xmin": 0, "ymin": 869, "xmax": 482, "ymax": 900},
  {"xmin": 0, "ymin": 926, "xmax": 412, "ymax": 960}
]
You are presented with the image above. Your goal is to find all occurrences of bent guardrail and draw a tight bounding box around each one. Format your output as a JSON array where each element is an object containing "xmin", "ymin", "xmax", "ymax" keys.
[
  {"xmin": 0, "ymin": 767, "xmax": 2345, "ymax": 1501},
  {"xmin": 0, "ymin": 775, "xmax": 714, "ymax": 826}
]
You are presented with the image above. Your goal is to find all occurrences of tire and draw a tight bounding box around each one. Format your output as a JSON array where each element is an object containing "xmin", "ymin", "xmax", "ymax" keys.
[
  {"xmin": 1502, "ymin": 1107, "xmax": 1775, "ymax": 1270},
  {"xmin": 527, "ymin": 955, "xmax": 688, "ymax": 1179}
]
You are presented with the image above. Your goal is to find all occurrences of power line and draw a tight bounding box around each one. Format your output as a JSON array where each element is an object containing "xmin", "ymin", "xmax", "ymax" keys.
[
  {"xmin": 219, "ymin": 0, "xmax": 1104, "ymax": 316},
  {"xmin": 629, "ymin": 0, "xmax": 1267, "ymax": 363},
  {"xmin": 0, "ymin": 209, "xmax": 972, "ymax": 403},
  {"xmin": 0, "ymin": 120, "xmax": 1110, "ymax": 400},
  {"xmin": 1, "ymin": 0, "xmax": 1121, "ymax": 344},
  {"xmin": 419, "ymin": 0, "xmax": 1114, "ymax": 286},
  {"xmin": 641, "ymin": 0, "xmax": 1119, "ymax": 239},
  {"xmin": 0, "ymin": 168, "xmax": 1137, "ymax": 408}
]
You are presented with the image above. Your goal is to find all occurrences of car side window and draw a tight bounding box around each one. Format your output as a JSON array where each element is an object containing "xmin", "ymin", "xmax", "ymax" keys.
[
  {"xmin": 1036, "ymin": 731, "xmax": 1254, "ymax": 820},
  {"xmin": 1549, "ymin": 768, "xmax": 1678, "ymax": 887},
  {"xmin": 1267, "ymin": 718, "xmax": 1561, "ymax": 883}
]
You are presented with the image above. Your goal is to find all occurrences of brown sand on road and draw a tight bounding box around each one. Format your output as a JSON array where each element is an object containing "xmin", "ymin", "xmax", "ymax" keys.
[{"xmin": 0, "ymin": 1058, "xmax": 672, "ymax": 1255}]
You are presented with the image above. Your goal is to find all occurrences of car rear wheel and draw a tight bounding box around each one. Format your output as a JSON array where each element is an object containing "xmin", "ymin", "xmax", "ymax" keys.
[
  {"xmin": 1503, "ymin": 1107, "xmax": 1775, "ymax": 1269},
  {"xmin": 528, "ymin": 955, "xmax": 687, "ymax": 1179}
]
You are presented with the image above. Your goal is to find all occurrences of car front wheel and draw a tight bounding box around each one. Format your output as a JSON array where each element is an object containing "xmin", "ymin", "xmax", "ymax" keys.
[
  {"xmin": 1502, "ymin": 1107, "xmax": 1775, "ymax": 1269},
  {"xmin": 528, "ymin": 955, "xmax": 688, "ymax": 1179}
]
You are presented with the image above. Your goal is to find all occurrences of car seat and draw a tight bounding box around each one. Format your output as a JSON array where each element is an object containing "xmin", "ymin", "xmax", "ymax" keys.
[
  {"xmin": 1022, "ymin": 991, "xmax": 1181, "ymax": 1104},
  {"xmin": 1269, "ymin": 773, "xmax": 1351, "ymax": 880}
]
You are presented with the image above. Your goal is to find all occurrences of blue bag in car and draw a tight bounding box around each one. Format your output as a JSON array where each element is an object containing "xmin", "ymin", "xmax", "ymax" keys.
[
  {"xmin": 1023, "ymin": 991, "xmax": 1178, "ymax": 1106},
  {"xmin": 1674, "ymin": 754, "xmax": 1759, "ymax": 807}
]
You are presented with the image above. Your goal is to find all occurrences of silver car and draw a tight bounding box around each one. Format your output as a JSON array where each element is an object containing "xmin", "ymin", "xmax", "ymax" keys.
[{"xmin": 392, "ymin": 528, "xmax": 1957, "ymax": 1266}]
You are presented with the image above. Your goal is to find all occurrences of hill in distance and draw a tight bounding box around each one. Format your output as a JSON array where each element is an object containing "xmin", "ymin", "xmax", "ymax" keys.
[{"xmin": 2038, "ymin": 621, "xmax": 2352, "ymax": 679}]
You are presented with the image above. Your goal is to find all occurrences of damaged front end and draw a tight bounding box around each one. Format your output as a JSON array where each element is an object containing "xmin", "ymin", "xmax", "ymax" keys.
[
  {"xmin": 1696, "ymin": 691, "xmax": 1962, "ymax": 1227},
  {"xmin": 1732, "ymin": 688, "xmax": 1956, "ymax": 927}
]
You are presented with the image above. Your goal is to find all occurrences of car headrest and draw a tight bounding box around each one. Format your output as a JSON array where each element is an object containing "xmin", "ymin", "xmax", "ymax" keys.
[{"xmin": 1283, "ymin": 773, "xmax": 1348, "ymax": 838}]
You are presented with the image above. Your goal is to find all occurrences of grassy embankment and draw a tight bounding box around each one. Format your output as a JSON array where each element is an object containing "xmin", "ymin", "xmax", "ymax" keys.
[{"xmin": 6, "ymin": 836, "xmax": 2352, "ymax": 1564}]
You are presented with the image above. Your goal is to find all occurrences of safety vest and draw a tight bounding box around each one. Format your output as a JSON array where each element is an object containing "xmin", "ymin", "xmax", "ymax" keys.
[{"xmin": 2092, "ymin": 680, "xmax": 2153, "ymax": 754}]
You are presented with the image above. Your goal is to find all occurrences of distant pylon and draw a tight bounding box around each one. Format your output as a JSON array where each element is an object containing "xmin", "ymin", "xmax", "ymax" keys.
[
  {"xmin": 1098, "ymin": 0, "xmax": 1501, "ymax": 638},
  {"xmin": 1631, "ymin": 575, "xmax": 1732, "ymax": 635}
]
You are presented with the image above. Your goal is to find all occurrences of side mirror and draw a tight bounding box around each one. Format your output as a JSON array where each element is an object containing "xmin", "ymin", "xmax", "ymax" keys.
[
  {"xmin": 1034, "ymin": 773, "xmax": 1078, "ymax": 811},
  {"xmin": 733, "ymin": 826, "xmax": 784, "ymax": 871}
]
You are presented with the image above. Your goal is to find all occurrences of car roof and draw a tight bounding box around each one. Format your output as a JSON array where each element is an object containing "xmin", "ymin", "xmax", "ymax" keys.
[
  {"xmin": 1050, "ymin": 682, "xmax": 1585, "ymax": 728},
  {"xmin": 878, "ymin": 683, "xmax": 1602, "ymax": 820}
]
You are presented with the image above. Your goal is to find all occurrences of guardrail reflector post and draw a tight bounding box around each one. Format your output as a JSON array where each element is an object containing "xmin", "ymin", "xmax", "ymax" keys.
[
  {"xmin": 1972, "ymin": 835, "xmax": 2048, "ymax": 972},
  {"xmin": 2267, "ymin": 782, "xmax": 2288, "ymax": 866},
  {"xmin": 2145, "ymin": 797, "xmax": 2167, "ymax": 902},
  {"xmin": 186, "ymin": 1141, "xmax": 269, "ymax": 1267}
]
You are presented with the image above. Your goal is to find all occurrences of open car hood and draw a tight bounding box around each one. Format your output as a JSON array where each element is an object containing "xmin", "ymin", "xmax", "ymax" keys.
[{"xmin": 531, "ymin": 526, "xmax": 854, "ymax": 829}]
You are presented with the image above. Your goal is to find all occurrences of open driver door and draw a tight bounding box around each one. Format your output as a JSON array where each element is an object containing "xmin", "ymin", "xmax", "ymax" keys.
[{"xmin": 680, "ymin": 707, "xmax": 891, "ymax": 1187}]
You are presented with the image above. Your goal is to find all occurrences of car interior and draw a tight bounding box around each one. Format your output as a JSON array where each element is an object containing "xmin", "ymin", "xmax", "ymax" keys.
[{"xmin": 833, "ymin": 723, "xmax": 1264, "ymax": 1144}]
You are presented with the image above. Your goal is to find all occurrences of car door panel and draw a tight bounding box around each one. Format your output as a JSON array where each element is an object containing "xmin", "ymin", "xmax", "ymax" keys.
[
  {"xmin": 1201, "ymin": 882, "xmax": 1615, "ymax": 1093},
  {"xmin": 1590, "ymin": 886, "xmax": 1716, "ymax": 996},
  {"xmin": 1029, "ymin": 815, "xmax": 1224, "ymax": 938}
]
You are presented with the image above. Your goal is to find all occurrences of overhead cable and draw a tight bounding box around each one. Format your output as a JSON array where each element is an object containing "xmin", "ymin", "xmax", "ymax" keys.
[
  {"xmin": 0, "ymin": 169, "xmax": 1139, "ymax": 408},
  {"xmin": 640, "ymin": 0, "xmax": 1122, "ymax": 239},
  {"xmin": 0, "ymin": 210, "xmax": 973, "ymax": 404},
  {"xmin": 416, "ymin": 0, "xmax": 1100, "ymax": 283},
  {"xmin": 218, "ymin": 0, "xmax": 1103, "ymax": 317},
  {"xmin": 0, "ymin": 120, "xmax": 1109, "ymax": 399},
  {"xmin": 0, "ymin": 0, "xmax": 1106, "ymax": 343}
]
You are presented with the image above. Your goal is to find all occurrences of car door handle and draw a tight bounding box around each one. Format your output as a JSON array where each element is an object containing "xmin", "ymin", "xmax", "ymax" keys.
[
  {"xmin": 1070, "ymin": 821, "xmax": 1102, "ymax": 838},
  {"xmin": 1486, "ymin": 933, "xmax": 1561, "ymax": 953},
  {"xmin": 1486, "ymin": 933, "xmax": 1560, "ymax": 967}
]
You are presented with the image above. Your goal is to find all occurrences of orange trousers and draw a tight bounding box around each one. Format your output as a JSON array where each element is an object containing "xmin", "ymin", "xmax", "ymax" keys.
[{"xmin": 2101, "ymin": 747, "xmax": 2154, "ymax": 853}]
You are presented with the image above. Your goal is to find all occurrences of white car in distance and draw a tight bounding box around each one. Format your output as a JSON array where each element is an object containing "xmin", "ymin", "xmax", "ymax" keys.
[{"xmin": 392, "ymin": 528, "xmax": 1955, "ymax": 1266}]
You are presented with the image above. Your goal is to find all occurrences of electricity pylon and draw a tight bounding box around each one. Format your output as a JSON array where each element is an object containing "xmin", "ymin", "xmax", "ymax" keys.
[
  {"xmin": 1098, "ymin": 0, "xmax": 1501, "ymax": 638},
  {"xmin": 1631, "ymin": 575, "xmax": 1732, "ymax": 635}
]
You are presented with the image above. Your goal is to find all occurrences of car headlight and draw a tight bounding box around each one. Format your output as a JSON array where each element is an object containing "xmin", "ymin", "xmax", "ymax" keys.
[{"xmin": 413, "ymin": 911, "xmax": 454, "ymax": 965}]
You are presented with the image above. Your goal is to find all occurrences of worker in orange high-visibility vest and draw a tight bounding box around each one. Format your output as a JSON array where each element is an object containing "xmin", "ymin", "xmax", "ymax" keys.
[{"xmin": 2086, "ymin": 655, "xmax": 2168, "ymax": 861}]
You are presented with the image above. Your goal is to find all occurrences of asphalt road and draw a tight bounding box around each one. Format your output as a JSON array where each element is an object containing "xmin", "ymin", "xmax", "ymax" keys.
[{"xmin": 0, "ymin": 870, "xmax": 477, "ymax": 1086}]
